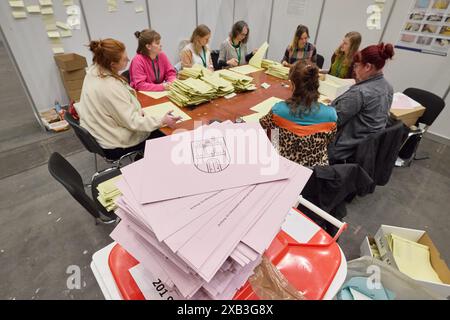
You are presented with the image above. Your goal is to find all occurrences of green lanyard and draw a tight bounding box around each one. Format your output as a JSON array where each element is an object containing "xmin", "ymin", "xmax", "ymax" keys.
[
  {"xmin": 334, "ymin": 56, "xmax": 345, "ymax": 78},
  {"xmin": 150, "ymin": 56, "xmax": 160, "ymax": 83},
  {"xmin": 232, "ymin": 41, "xmax": 241, "ymax": 64},
  {"xmin": 199, "ymin": 46, "xmax": 207, "ymax": 68}
]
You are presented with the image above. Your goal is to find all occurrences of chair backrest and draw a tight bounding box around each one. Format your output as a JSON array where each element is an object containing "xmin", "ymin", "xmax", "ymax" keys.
[
  {"xmin": 121, "ymin": 70, "xmax": 130, "ymax": 84},
  {"xmin": 64, "ymin": 112, "xmax": 107, "ymax": 158},
  {"xmin": 211, "ymin": 50, "xmax": 220, "ymax": 70},
  {"xmin": 316, "ymin": 54, "xmax": 325, "ymax": 69},
  {"xmin": 48, "ymin": 152, "xmax": 102, "ymax": 220},
  {"xmin": 403, "ymin": 88, "xmax": 445, "ymax": 126}
]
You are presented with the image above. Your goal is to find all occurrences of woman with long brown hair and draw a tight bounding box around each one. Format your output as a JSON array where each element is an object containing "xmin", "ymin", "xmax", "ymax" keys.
[
  {"xmin": 328, "ymin": 31, "xmax": 362, "ymax": 79},
  {"xmin": 282, "ymin": 24, "xmax": 317, "ymax": 67},
  {"xmin": 129, "ymin": 29, "xmax": 176, "ymax": 92},
  {"xmin": 76, "ymin": 39, "xmax": 180, "ymax": 159},
  {"xmin": 259, "ymin": 61, "xmax": 337, "ymax": 166},
  {"xmin": 180, "ymin": 24, "xmax": 214, "ymax": 70}
]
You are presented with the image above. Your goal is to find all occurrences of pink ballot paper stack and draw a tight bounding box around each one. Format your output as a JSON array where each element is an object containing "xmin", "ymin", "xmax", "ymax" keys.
[{"xmin": 110, "ymin": 121, "xmax": 313, "ymax": 299}]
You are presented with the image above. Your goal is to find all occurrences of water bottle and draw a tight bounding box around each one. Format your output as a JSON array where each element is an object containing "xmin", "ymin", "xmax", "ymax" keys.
[{"xmin": 54, "ymin": 100, "xmax": 64, "ymax": 120}]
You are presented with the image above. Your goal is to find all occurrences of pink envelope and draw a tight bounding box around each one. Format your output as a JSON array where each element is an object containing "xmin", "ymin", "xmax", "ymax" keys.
[{"xmin": 139, "ymin": 122, "xmax": 290, "ymax": 204}]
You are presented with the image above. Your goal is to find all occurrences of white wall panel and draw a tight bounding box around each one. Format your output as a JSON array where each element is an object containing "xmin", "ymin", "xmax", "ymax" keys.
[
  {"xmin": 268, "ymin": 0, "xmax": 324, "ymax": 61},
  {"xmin": 148, "ymin": 0, "xmax": 197, "ymax": 64},
  {"xmin": 198, "ymin": 0, "xmax": 234, "ymax": 50}
]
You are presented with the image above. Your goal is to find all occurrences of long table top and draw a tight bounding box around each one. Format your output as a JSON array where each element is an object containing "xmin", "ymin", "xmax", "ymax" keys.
[{"xmin": 137, "ymin": 70, "xmax": 292, "ymax": 135}]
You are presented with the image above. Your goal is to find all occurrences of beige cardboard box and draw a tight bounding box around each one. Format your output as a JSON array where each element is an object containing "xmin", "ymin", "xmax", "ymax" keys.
[
  {"xmin": 390, "ymin": 107, "xmax": 426, "ymax": 127},
  {"xmin": 63, "ymin": 78, "xmax": 84, "ymax": 92},
  {"xmin": 60, "ymin": 69, "xmax": 86, "ymax": 82},
  {"xmin": 374, "ymin": 225, "xmax": 450, "ymax": 298},
  {"xmin": 54, "ymin": 53, "xmax": 87, "ymax": 71}
]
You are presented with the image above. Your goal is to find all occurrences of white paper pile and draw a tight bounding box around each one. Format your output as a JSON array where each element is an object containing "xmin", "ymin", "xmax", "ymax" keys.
[{"xmin": 111, "ymin": 121, "xmax": 312, "ymax": 300}]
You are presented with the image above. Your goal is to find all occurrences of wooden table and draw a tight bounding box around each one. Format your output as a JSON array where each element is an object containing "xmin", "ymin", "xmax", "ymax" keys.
[{"xmin": 137, "ymin": 71, "xmax": 291, "ymax": 135}]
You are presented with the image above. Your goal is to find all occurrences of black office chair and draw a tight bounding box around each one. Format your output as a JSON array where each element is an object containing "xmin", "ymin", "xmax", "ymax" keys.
[
  {"xmin": 396, "ymin": 88, "xmax": 446, "ymax": 167},
  {"xmin": 316, "ymin": 54, "xmax": 325, "ymax": 69},
  {"xmin": 211, "ymin": 50, "xmax": 220, "ymax": 71},
  {"xmin": 121, "ymin": 70, "xmax": 130, "ymax": 84},
  {"xmin": 64, "ymin": 112, "xmax": 139, "ymax": 180},
  {"xmin": 48, "ymin": 152, "xmax": 119, "ymax": 225}
]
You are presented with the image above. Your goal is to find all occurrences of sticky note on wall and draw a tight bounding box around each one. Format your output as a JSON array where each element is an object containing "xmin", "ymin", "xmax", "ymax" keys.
[
  {"xmin": 9, "ymin": 1, "xmax": 25, "ymax": 8},
  {"xmin": 26, "ymin": 5, "xmax": 41, "ymax": 13},
  {"xmin": 12, "ymin": 11, "xmax": 27, "ymax": 19}
]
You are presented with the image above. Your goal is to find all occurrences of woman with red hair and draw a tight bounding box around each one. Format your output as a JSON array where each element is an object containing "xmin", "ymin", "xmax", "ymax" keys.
[{"xmin": 328, "ymin": 43, "xmax": 395, "ymax": 162}]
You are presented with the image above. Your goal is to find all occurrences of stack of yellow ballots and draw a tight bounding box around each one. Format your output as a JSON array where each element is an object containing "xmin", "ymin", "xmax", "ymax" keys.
[
  {"xmin": 169, "ymin": 77, "xmax": 217, "ymax": 107},
  {"xmin": 215, "ymin": 69, "xmax": 256, "ymax": 92},
  {"xmin": 178, "ymin": 64, "xmax": 213, "ymax": 80},
  {"xmin": 261, "ymin": 59, "xmax": 281, "ymax": 69},
  {"xmin": 265, "ymin": 63, "xmax": 290, "ymax": 80},
  {"xmin": 201, "ymin": 73, "xmax": 235, "ymax": 97},
  {"xmin": 96, "ymin": 175, "xmax": 123, "ymax": 212}
]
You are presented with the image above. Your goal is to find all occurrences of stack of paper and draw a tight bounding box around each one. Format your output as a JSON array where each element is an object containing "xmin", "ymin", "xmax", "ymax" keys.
[
  {"xmin": 388, "ymin": 233, "xmax": 443, "ymax": 283},
  {"xmin": 96, "ymin": 175, "xmax": 122, "ymax": 212},
  {"xmin": 110, "ymin": 121, "xmax": 312, "ymax": 300},
  {"xmin": 265, "ymin": 64, "xmax": 290, "ymax": 80},
  {"xmin": 178, "ymin": 64, "xmax": 212, "ymax": 80},
  {"xmin": 168, "ymin": 78, "xmax": 217, "ymax": 107},
  {"xmin": 201, "ymin": 73, "xmax": 235, "ymax": 97},
  {"xmin": 215, "ymin": 69, "xmax": 256, "ymax": 92},
  {"xmin": 261, "ymin": 59, "xmax": 281, "ymax": 69}
]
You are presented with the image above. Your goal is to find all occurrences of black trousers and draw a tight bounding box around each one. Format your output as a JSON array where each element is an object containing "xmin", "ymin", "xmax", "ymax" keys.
[{"xmin": 102, "ymin": 129, "xmax": 165, "ymax": 160}]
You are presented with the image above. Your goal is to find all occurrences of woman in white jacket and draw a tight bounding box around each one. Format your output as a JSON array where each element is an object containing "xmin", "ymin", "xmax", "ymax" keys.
[{"xmin": 76, "ymin": 38, "xmax": 180, "ymax": 159}]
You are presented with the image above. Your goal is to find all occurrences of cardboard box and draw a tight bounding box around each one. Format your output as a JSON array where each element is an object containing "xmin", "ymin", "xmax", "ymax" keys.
[
  {"xmin": 60, "ymin": 69, "xmax": 86, "ymax": 82},
  {"xmin": 63, "ymin": 78, "xmax": 84, "ymax": 92},
  {"xmin": 390, "ymin": 107, "xmax": 426, "ymax": 127},
  {"xmin": 374, "ymin": 225, "xmax": 450, "ymax": 298},
  {"xmin": 319, "ymin": 74, "xmax": 355, "ymax": 100},
  {"xmin": 68, "ymin": 90, "xmax": 82, "ymax": 102},
  {"xmin": 54, "ymin": 53, "xmax": 87, "ymax": 72}
]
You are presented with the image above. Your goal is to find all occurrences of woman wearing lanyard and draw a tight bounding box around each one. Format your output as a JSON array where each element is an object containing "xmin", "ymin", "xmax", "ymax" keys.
[
  {"xmin": 217, "ymin": 21, "xmax": 256, "ymax": 69},
  {"xmin": 180, "ymin": 24, "xmax": 214, "ymax": 71},
  {"xmin": 282, "ymin": 24, "xmax": 317, "ymax": 68},
  {"xmin": 129, "ymin": 29, "xmax": 177, "ymax": 92},
  {"xmin": 327, "ymin": 31, "xmax": 361, "ymax": 79}
]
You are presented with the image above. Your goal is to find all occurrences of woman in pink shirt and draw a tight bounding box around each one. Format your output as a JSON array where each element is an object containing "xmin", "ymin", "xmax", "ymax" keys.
[{"xmin": 130, "ymin": 29, "xmax": 177, "ymax": 92}]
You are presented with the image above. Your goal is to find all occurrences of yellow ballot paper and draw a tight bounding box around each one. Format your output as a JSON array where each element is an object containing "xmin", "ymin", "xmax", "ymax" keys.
[
  {"xmin": 229, "ymin": 64, "xmax": 263, "ymax": 75},
  {"xmin": 390, "ymin": 234, "xmax": 443, "ymax": 284},
  {"xmin": 249, "ymin": 42, "xmax": 269, "ymax": 68},
  {"xmin": 250, "ymin": 97, "xmax": 283, "ymax": 114},
  {"xmin": 142, "ymin": 102, "xmax": 191, "ymax": 127},
  {"xmin": 26, "ymin": 5, "xmax": 41, "ymax": 13},
  {"xmin": 242, "ymin": 113, "xmax": 265, "ymax": 123},
  {"xmin": 140, "ymin": 91, "xmax": 168, "ymax": 100}
]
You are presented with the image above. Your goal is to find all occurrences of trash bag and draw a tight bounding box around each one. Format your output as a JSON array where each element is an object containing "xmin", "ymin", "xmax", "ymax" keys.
[{"xmin": 337, "ymin": 257, "xmax": 442, "ymax": 300}]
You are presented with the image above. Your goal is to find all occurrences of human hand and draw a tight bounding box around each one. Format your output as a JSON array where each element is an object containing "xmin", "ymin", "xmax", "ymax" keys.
[
  {"xmin": 227, "ymin": 58, "xmax": 238, "ymax": 67},
  {"xmin": 282, "ymin": 61, "xmax": 289, "ymax": 67},
  {"xmin": 162, "ymin": 110, "xmax": 182, "ymax": 128},
  {"xmin": 163, "ymin": 82, "xmax": 171, "ymax": 90}
]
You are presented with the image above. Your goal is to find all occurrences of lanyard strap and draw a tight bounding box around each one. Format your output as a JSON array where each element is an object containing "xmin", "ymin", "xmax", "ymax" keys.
[
  {"xmin": 232, "ymin": 40, "xmax": 241, "ymax": 64},
  {"xmin": 150, "ymin": 56, "xmax": 160, "ymax": 83},
  {"xmin": 292, "ymin": 45, "xmax": 307, "ymax": 62},
  {"xmin": 199, "ymin": 46, "xmax": 207, "ymax": 68}
]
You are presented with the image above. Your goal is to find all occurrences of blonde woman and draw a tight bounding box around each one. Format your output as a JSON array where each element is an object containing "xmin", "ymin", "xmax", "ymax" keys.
[
  {"xmin": 180, "ymin": 24, "xmax": 214, "ymax": 70},
  {"xmin": 328, "ymin": 31, "xmax": 362, "ymax": 79}
]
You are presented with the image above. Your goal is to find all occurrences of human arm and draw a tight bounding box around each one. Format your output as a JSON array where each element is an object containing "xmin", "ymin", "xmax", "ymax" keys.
[{"xmin": 331, "ymin": 87, "xmax": 364, "ymax": 127}]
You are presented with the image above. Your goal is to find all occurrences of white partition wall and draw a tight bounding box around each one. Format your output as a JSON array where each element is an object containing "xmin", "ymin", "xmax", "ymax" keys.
[
  {"xmin": 148, "ymin": 0, "xmax": 197, "ymax": 64},
  {"xmin": 197, "ymin": 0, "xmax": 234, "ymax": 51},
  {"xmin": 268, "ymin": 0, "xmax": 324, "ymax": 61},
  {"xmin": 81, "ymin": 0, "xmax": 149, "ymax": 67},
  {"xmin": 0, "ymin": 0, "xmax": 90, "ymax": 111},
  {"xmin": 234, "ymin": 0, "xmax": 273, "ymax": 54},
  {"xmin": 316, "ymin": 0, "xmax": 395, "ymax": 70}
]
